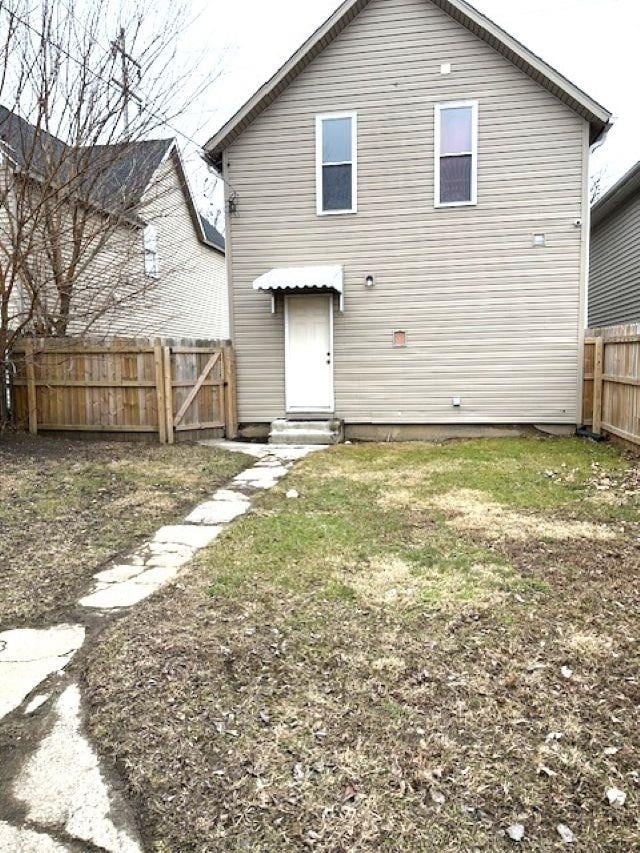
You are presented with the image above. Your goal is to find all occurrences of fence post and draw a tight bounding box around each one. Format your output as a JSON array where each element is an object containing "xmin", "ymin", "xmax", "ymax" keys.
[
  {"xmin": 162, "ymin": 346, "xmax": 174, "ymax": 444},
  {"xmin": 153, "ymin": 341, "xmax": 167, "ymax": 444},
  {"xmin": 592, "ymin": 336, "xmax": 604, "ymax": 435},
  {"xmin": 25, "ymin": 339, "xmax": 38, "ymax": 435},
  {"xmin": 223, "ymin": 344, "xmax": 238, "ymax": 439}
]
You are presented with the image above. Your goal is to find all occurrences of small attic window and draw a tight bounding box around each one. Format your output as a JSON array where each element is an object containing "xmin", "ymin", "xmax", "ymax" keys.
[
  {"xmin": 393, "ymin": 330, "xmax": 407, "ymax": 348},
  {"xmin": 143, "ymin": 224, "xmax": 159, "ymax": 278}
]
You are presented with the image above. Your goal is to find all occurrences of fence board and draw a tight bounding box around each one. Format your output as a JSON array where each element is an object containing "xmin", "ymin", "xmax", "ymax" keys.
[
  {"xmin": 583, "ymin": 325, "xmax": 640, "ymax": 449},
  {"xmin": 10, "ymin": 336, "xmax": 235, "ymax": 443}
]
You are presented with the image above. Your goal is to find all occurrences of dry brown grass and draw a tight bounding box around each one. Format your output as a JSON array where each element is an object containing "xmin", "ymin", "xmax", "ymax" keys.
[
  {"xmin": 431, "ymin": 488, "xmax": 617, "ymax": 541},
  {"xmin": 83, "ymin": 438, "xmax": 639, "ymax": 852},
  {"xmin": 0, "ymin": 433, "xmax": 249, "ymax": 627}
]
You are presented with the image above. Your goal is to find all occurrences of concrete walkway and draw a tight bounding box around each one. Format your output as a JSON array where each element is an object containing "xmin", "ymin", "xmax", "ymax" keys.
[{"xmin": 0, "ymin": 442, "xmax": 323, "ymax": 852}]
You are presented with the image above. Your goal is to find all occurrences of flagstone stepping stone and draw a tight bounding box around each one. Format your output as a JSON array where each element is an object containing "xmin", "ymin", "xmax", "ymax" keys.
[
  {"xmin": 185, "ymin": 498, "xmax": 249, "ymax": 525},
  {"xmin": 0, "ymin": 821, "xmax": 72, "ymax": 852},
  {"xmin": 79, "ymin": 581, "xmax": 159, "ymax": 610},
  {"xmin": 24, "ymin": 693, "xmax": 50, "ymax": 715},
  {"xmin": 94, "ymin": 565, "xmax": 144, "ymax": 584},
  {"xmin": 152, "ymin": 524, "xmax": 222, "ymax": 548},
  {"xmin": 233, "ymin": 465, "xmax": 290, "ymax": 489},
  {"xmin": 13, "ymin": 685, "xmax": 142, "ymax": 853},
  {"xmin": 0, "ymin": 625, "xmax": 85, "ymax": 720}
]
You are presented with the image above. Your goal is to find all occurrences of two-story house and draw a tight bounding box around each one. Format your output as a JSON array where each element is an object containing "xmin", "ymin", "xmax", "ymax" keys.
[
  {"xmin": 205, "ymin": 0, "xmax": 611, "ymax": 442},
  {"xmin": 1, "ymin": 105, "xmax": 228, "ymax": 341}
]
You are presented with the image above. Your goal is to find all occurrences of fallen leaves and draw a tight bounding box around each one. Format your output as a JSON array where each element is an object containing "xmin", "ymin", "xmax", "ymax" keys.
[{"xmin": 81, "ymin": 439, "xmax": 639, "ymax": 852}]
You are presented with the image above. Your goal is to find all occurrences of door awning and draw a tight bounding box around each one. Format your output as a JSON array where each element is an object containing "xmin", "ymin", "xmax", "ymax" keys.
[{"xmin": 253, "ymin": 265, "xmax": 344, "ymax": 311}]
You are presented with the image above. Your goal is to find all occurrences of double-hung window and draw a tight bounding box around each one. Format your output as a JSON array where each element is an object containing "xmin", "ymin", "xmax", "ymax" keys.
[
  {"xmin": 435, "ymin": 101, "xmax": 478, "ymax": 207},
  {"xmin": 316, "ymin": 112, "xmax": 357, "ymax": 215}
]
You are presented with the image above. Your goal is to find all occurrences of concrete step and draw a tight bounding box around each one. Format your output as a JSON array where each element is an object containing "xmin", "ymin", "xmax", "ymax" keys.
[{"xmin": 269, "ymin": 419, "xmax": 343, "ymax": 445}]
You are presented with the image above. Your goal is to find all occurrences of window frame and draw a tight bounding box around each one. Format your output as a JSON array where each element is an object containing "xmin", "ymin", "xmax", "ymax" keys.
[
  {"xmin": 143, "ymin": 224, "xmax": 160, "ymax": 278},
  {"xmin": 315, "ymin": 111, "xmax": 358, "ymax": 216},
  {"xmin": 434, "ymin": 100, "xmax": 478, "ymax": 208}
]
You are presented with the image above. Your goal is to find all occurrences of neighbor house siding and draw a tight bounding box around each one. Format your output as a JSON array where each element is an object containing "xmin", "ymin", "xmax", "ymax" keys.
[
  {"xmin": 225, "ymin": 0, "xmax": 588, "ymax": 424},
  {"xmin": 589, "ymin": 193, "xmax": 640, "ymax": 327},
  {"xmin": 107, "ymin": 157, "xmax": 228, "ymax": 339},
  {"xmin": 2, "ymin": 157, "xmax": 228, "ymax": 340}
]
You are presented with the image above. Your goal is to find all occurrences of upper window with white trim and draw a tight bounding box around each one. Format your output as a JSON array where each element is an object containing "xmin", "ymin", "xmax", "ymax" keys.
[
  {"xmin": 316, "ymin": 112, "xmax": 357, "ymax": 215},
  {"xmin": 143, "ymin": 224, "xmax": 159, "ymax": 278},
  {"xmin": 435, "ymin": 101, "xmax": 478, "ymax": 207}
]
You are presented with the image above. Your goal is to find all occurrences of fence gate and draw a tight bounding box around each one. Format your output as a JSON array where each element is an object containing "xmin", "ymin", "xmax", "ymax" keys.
[{"xmin": 11, "ymin": 337, "xmax": 237, "ymax": 443}]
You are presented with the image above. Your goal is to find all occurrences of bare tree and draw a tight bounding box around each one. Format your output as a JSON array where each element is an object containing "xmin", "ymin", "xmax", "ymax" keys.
[
  {"xmin": 0, "ymin": 0, "xmax": 216, "ymax": 426},
  {"xmin": 590, "ymin": 169, "xmax": 605, "ymax": 206}
]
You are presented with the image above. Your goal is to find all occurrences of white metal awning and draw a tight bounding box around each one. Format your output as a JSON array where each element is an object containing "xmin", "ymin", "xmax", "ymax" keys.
[{"xmin": 253, "ymin": 265, "xmax": 344, "ymax": 311}]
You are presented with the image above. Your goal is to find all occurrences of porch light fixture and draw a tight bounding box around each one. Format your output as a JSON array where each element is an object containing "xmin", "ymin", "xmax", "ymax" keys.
[{"xmin": 365, "ymin": 274, "xmax": 374, "ymax": 288}]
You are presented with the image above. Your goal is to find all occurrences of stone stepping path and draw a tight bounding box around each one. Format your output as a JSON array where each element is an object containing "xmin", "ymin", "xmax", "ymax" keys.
[
  {"xmin": 0, "ymin": 442, "xmax": 324, "ymax": 851},
  {"xmin": 0, "ymin": 625, "xmax": 85, "ymax": 719}
]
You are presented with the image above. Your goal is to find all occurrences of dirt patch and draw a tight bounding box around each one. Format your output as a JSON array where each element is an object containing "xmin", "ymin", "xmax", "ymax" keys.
[
  {"xmin": 0, "ymin": 433, "xmax": 249, "ymax": 628},
  {"xmin": 431, "ymin": 488, "xmax": 617, "ymax": 541}
]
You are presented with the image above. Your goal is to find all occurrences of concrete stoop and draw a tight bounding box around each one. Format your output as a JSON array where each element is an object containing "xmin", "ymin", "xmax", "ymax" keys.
[{"xmin": 269, "ymin": 419, "xmax": 343, "ymax": 445}]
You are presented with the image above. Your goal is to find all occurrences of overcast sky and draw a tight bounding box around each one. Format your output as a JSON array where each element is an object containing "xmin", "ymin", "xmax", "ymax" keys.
[{"xmin": 178, "ymin": 0, "xmax": 638, "ymax": 211}]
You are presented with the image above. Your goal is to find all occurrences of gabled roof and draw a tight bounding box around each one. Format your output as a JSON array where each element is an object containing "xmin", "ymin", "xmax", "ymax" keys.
[
  {"xmin": 79, "ymin": 138, "xmax": 174, "ymax": 209},
  {"xmin": 591, "ymin": 161, "xmax": 640, "ymax": 230},
  {"xmin": 168, "ymin": 146, "xmax": 225, "ymax": 255},
  {"xmin": 0, "ymin": 104, "xmax": 67, "ymax": 175},
  {"xmin": 205, "ymin": 0, "xmax": 611, "ymax": 167},
  {"xmin": 0, "ymin": 104, "xmax": 224, "ymax": 253},
  {"xmin": 0, "ymin": 105, "xmax": 173, "ymax": 210}
]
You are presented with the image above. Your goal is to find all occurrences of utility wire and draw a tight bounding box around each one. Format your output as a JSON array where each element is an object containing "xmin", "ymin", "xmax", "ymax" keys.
[
  {"xmin": 0, "ymin": 2, "xmax": 223, "ymax": 163},
  {"xmin": 1, "ymin": 0, "xmax": 237, "ymax": 216}
]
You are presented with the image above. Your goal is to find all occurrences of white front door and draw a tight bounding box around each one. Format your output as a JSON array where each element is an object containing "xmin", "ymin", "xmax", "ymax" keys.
[{"xmin": 285, "ymin": 294, "xmax": 333, "ymax": 412}]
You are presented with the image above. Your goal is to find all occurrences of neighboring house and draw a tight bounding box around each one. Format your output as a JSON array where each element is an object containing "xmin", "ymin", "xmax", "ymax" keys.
[
  {"xmin": 589, "ymin": 161, "xmax": 640, "ymax": 328},
  {"xmin": 0, "ymin": 105, "xmax": 227, "ymax": 340},
  {"xmin": 205, "ymin": 0, "xmax": 610, "ymax": 441}
]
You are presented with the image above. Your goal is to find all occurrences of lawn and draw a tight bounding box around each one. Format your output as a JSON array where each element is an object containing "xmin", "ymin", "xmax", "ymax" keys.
[
  {"xmin": 85, "ymin": 437, "xmax": 640, "ymax": 851},
  {"xmin": 0, "ymin": 434, "xmax": 249, "ymax": 628}
]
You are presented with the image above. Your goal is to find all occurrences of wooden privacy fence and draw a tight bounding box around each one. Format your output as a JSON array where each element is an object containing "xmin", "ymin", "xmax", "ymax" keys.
[
  {"xmin": 583, "ymin": 323, "xmax": 640, "ymax": 449},
  {"xmin": 10, "ymin": 337, "xmax": 237, "ymax": 443}
]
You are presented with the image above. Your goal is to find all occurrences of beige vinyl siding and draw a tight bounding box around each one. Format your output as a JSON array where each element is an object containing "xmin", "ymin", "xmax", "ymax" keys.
[
  {"xmin": 3, "ymin": 158, "xmax": 228, "ymax": 340},
  {"xmin": 589, "ymin": 193, "xmax": 640, "ymax": 327},
  {"xmin": 105, "ymin": 158, "xmax": 228, "ymax": 339},
  {"xmin": 225, "ymin": 0, "xmax": 587, "ymax": 424}
]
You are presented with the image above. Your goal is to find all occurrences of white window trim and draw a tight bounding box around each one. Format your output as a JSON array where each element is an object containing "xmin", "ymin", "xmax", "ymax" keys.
[
  {"xmin": 315, "ymin": 111, "xmax": 358, "ymax": 216},
  {"xmin": 434, "ymin": 100, "xmax": 478, "ymax": 208},
  {"xmin": 143, "ymin": 224, "xmax": 160, "ymax": 279}
]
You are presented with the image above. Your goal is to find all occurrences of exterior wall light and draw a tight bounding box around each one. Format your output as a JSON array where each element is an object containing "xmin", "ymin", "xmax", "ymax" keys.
[{"xmin": 365, "ymin": 274, "xmax": 374, "ymax": 288}]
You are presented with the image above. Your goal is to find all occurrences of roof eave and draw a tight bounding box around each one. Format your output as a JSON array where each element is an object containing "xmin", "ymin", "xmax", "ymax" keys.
[
  {"xmin": 204, "ymin": 0, "xmax": 611, "ymax": 164},
  {"xmin": 591, "ymin": 160, "xmax": 640, "ymax": 229},
  {"xmin": 204, "ymin": 0, "xmax": 369, "ymax": 165},
  {"xmin": 430, "ymin": 0, "xmax": 611, "ymax": 144}
]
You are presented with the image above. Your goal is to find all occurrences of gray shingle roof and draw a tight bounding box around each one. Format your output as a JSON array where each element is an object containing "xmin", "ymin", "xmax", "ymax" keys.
[
  {"xmin": 0, "ymin": 105, "xmax": 224, "ymax": 253},
  {"xmin": 198, "ymin": 214, "xmax": 225, "ymax": 253},
  {"xmin": 0, "ymin": 104, "xmax": 67, "ymax": 175},
  {"xmin": 0, "ymin": 104, "xmax": 172, "ymax": 210},
  {"xmin": 591, "ymin": 161, "xmax": 640, "ymax": 230}
]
